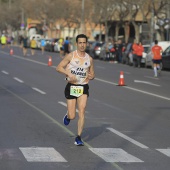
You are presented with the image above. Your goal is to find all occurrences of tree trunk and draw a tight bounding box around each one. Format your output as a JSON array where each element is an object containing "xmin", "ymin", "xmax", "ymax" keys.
[
  {"xmin": 115, "ymin": 23, "xmax": 119, "ymax": 41},
  {"xmin": 124, "ymin": 22, "xmax": 130, "ymax": 43}
]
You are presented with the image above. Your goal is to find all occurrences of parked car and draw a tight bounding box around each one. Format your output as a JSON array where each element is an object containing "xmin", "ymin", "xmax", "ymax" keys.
[
  {"xmin": 45, "ymin": 38, "xmax": 59, "ymax": 52},
  {"xmin": 161, "ymin": 45, "xmax": 170, "ymax": 69},
  {"xmin": 145, "ymin": 41, "xmax": 170, "ymax": 68},
  {"xmin": 28, "ymin": 34, "xmax": 42, "ymax": 48},
  {"xmin": 99, "ymin": 42, "xmax": 116, "ymax": 61},
  {"xmin": 89, "ymin": 41, "xmax": 104, "ymax": 59},
  {"xmin": 36, "ymin": 39, "xmax": 49, "ymax": 50},
  {"xmin": 85, "ymin": 41, "xmax": 94, "ymax": 54},
  {"xmin": 140, "ymin": 44, "xmax": 150, "ymax": 65},
  {"xmin": 122, "ymin": 43, "xmax": 133, "ymax": 65}
]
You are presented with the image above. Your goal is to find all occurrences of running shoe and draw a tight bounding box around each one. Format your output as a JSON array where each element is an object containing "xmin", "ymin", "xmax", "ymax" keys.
[
  {"xmin": 158, "ymin": 69, "xmax": 161, "ymax": 75},
  {"xmin": 63, "ymin": 114, "xmax": 70, "ymax": 126},
  {"xmin": 74, "ymin": 136, "xmax": 84, "ymax": 146}
]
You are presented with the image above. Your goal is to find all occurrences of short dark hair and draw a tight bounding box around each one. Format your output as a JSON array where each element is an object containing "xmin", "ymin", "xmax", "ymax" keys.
[
  {"xmin": 155, "ymin": 40, "xmax": 158, "ymax": 44},
  {"xmin": 76, "ymin": 34, "xmax": 88, "ymax": 43}
]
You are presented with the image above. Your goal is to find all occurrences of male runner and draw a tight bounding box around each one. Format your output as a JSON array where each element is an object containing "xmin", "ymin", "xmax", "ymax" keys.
[
  {"xmin": 151, "ymin": 40, "xmax": 163, "ymax": 77},
  {"xmin": 56, "ymin": 34, "xmax": 95, "ymax": 146}
]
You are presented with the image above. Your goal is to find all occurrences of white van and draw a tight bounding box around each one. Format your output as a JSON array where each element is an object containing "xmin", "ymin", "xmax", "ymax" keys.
[
  {"xmin": 145, "ymin": 41, "xmax": 170, "ymax": 67},
  {"xmin": 29, "ymin": 34, "xmax": 42, "ymax": 41}
]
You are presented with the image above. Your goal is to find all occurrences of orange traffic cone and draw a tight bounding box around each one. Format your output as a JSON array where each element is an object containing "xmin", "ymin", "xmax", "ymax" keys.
[
  {"xmin": 48, "ymin": 56, "xmax": 52, "ymax": 66},
  {"xmin": 10, "ymin": 49, "xmax": 14, "ymax": 55},
  {"xmin": 118, "ymin": 71, "xmax": 126, "ymax": 86}
]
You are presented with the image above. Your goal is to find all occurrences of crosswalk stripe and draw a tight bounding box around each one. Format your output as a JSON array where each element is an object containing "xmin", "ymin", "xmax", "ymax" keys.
[
  {"xmin": 19, "ymin": 147, "xmax": 67, "ymax": 162},
  {"xmin": 107, "ymin": 128, "xmax": 149, "ymax": 149},
  {"xmin": 89, "ymin": 148, "xmax": 143, "ymax": 162},
  {"xmin": 156, "ymin": 149, "xmax": 170, "ymax": 157}
]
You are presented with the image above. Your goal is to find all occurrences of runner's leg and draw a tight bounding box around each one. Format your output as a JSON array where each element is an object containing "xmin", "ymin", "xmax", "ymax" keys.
[
  {"xmin": 67, "ymin": 99, "xmax": 77, "ymax": 119},
  {"xmin": 77, "ymin": 94, "xmax": 88, "ymax": 136}
]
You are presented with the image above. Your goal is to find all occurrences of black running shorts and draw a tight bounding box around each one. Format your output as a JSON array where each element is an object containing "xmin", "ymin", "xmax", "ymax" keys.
[
  {"xmin": 152, "ymin": 59, "xmax": 162, "ymax": 64},
  {"xmin": 65, "ymin": 83, "xmax": 89, "ymax": 99}
]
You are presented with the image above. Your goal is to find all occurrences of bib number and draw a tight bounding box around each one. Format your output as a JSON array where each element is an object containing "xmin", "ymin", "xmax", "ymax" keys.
[{"xmin": 70, "ymin": 86, "xmax": 84, "ymax": 97}]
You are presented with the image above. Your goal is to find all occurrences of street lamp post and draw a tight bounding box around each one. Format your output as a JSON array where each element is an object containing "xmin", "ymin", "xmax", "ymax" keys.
[
  {"xmin": 150, "ymin": 0, "xmax": 154, "ymax": 45},
  {"xmin": 80, "ymin": 0, "xmax": 85, "ymax": 34}
]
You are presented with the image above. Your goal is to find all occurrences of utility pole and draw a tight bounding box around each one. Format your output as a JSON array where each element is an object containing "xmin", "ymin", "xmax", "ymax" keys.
[
  {"xmin": 80, "ymin": 0, "xmax": 85, "ymax": 34},
  {"xmin": 8, "ymin": 0, "xmax": 11, "ymax": 9},
  {"xmin": 21, "ymin": 8, "xmax": 25, "ymax": 35},
  {"xmin": 150, "ymin": 0, "xmax": 154, "ymax": 45}
]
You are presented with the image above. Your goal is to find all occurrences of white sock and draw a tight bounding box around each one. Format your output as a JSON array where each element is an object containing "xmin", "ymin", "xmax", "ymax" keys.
[{"xmin": 154, "ymin": 67, "xmax": 157, "ymax": 76}]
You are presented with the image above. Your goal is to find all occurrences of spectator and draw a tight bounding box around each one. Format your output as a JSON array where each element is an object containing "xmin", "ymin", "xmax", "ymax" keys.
[
  {"xmin": 40, "ymin": 36, "xmax": 46, "ymax": 55},
  {"xmin": 136, "ymin": 42, "xmax": 144, "ymax": 68},
  {"xmin": 7, "ymin": 35, "xmax": 11, "ymax": 48},
  {"xmin": 132, "ymin": 39, "xmax": 138, "ymax": 67},
  {"xmin": 1, "ymin": 34, "xmax": 7, "ymax": 48},
  {"xmin": 114, "ymin": 40, "xmax": 119, "ymax": 62},
  {"xmin": 30, "ymin": 37, "xmax": 37, "ymax": 55},
  {"xmin": 21, "ymin": 35, "xmax": 28, "ymax": 57},
  {"xmin": 58, "ymin": 38, "xmax": 64, "ymax": 58},
  {"xmin": 63, "ymin": 37, "xmax": 70, "ymax": 55},
  {"xmin": 117, "ymin": 39, "xmax": 124, "ymax": 63}
]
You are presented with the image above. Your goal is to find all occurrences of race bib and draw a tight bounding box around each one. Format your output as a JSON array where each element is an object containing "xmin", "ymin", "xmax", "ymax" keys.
[{"xmin": 70, "ymin": 86, "xmax": 84, "ymax": 97}]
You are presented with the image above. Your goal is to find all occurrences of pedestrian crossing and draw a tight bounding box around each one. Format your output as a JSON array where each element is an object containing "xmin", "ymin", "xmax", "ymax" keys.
[{"xmin": 0, "ymin": 147, "xmax": 169, "ymax": 163}]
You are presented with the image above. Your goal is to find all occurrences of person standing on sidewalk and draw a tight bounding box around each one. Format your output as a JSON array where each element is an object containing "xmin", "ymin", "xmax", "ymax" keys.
[
  {"xmin": 40, "ymin": 36, "xmax": 46, "ymax": 55},
  {"xmin": 21, "ymin": 35, "xmax": 28, "ymax": 57},
  {"xmin": 136, "ymin": 42, "xmax": 144, "ymax": 68},
  {"xmin": 1, "ymin": 34, "xmax": 7, "ymax": 48},
  {"xmin": 132, "ymin": 39, "xmax": 138, "ymax": 67},
  {"xmin": 56, "ymin": 34, "xmax": 95, "ymax": 146},
  {"xmin": 151, "ymin": 40, "xmax": 163, "ymax": 77},
  {"xmin": 30, "ymin": 37, "xmax": 36, "ymax": 55}
]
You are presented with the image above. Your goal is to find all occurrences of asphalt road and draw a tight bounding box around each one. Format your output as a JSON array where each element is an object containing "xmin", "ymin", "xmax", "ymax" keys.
[{"xmin": 0, "ymin": 46, "xmax": 170, "ymax": 170}]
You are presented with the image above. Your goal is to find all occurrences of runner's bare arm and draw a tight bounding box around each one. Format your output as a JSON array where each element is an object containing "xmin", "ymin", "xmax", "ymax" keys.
[
  {"xmin": 88, "ymin": 57, "xmax": 95, "ymax": 80},
  {"xmin": 56, "ymin": 52, "xmax": 77, "ymax": 81},
  {"xmin": 56, "ymin": 53, "xmax": 72, "ymax": 76}
]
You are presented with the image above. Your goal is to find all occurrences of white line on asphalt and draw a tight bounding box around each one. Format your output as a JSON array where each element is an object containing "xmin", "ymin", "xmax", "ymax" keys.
[
  {"xmin": 107, "ymin": 128, "xmax": 149, "ymax": 149},
  {"xmin": 0, "ymin": 84, "xmax": 122, "ymax": 170},
  {"xmin": 1, "ymin": 51, "xmax": 170, "ymax": 101},
  {"xmin": 134, "ymin": 80, "xmax": 160, "ymax": 87},
  {"xmin": 32, "ymin": 87, "xmax": 46, "ymax": 94},
  {"xmin": 13, "ymin": 77, "xmax": 24, "ymax": 83},
  {"xmin": 12, "ymin": 54, "xmax": 47, "ymax": 66},
  {"xmin": 156, "ymin": 149, "xmax": 170, "ymax": 157},
  {"xmin": 89, "ymin": 148, "xmax": 143, "ymax": 162},
  {"xmin": 58, "ymin": 101, "xmax": 79, "ymax": 112},
  {"xmin": 95, "ymin": 77, "xmax": 170, "ymax": 101},
  {"xmin": 1, "ymin": 70, "xmax": 9, "ymax": 75},
  {"xmin": 19, "ymin": 147, "xmax": 67, "ymax": 162}
]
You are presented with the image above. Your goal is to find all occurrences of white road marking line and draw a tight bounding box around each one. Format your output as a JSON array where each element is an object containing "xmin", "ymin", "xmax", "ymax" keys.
[
  {"xmin": 1, "ymin": 85, "xmax": 122, "ymax": 170},
  {"xmin": 89, "ymin": 148, "xmax": 143, "ymax": 162},
  {"xmin": 156, "ymin": 149, "xmax": 170, "ymax": 157},
  {"xmin": 58, "ymin": 101, "xmax": 79, "ymax": 112},
  {"xmin": 107, "ymin": 128, "xmax": 149, "ymax": 149},
  {"xmin": 19, "ymin": 147, "xmax": 67, "ymax": 162},
  {"xmin": 95, "ymin": 78, "xmax": 170, "ymax": 101},
  {"xmin": 1, "ymin": 70, "xmax": 9, "ymax": 75},
  {"xmin": 2, "ymin": 51, "xmax": 169, "ymax": 101},
  {"xmin": 134, "ymin": 80, "xmax": 160, "ymax": 87},
  {"xmin": 13, "ymin": 77, "xmax": 24, "ymax": 83},
  {"xmin": 58, "ymin": 101, "xmax": 89, "ymax": 113},
  {"xmin": 32, "ymin": 87, "xmax": 46, "ymax": 94}
]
